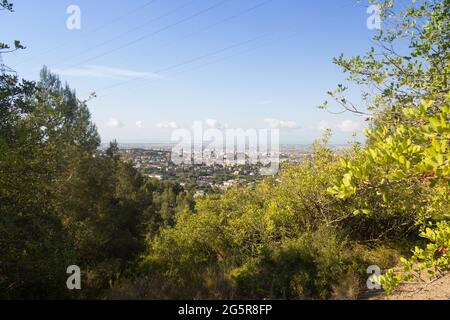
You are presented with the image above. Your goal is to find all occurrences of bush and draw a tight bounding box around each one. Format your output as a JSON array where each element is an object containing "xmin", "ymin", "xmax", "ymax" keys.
[{"xmin": 231, "ymin": 228, "xmax": 363, "ymax": 299}]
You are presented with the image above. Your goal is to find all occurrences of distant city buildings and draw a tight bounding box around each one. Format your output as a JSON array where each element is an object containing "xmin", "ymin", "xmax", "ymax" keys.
[{"xmin": 98, "ymin": 143, "xmax": 313, "ymax": 194}]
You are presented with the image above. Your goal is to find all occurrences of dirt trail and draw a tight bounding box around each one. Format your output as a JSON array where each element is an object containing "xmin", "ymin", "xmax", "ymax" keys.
[
  {"xmin": 359, "ymin": 273, "xmax": 450, "ymax": 300},
  {"xmin": 384, "ymin": 274, "xmax": 450, "ymax": 300}
]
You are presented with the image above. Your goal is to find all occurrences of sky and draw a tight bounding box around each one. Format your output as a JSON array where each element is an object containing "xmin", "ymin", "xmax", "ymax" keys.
[{"xmin": 1, "ymin": 0, "xmax": 380, "ymax": 144}]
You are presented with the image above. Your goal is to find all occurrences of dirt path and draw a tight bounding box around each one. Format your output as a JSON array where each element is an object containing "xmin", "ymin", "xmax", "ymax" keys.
[
  {"xmin": 359, "ymin": 273, "xmax": 450, "ymax": 300},
  {"xmin": 384, "ymin": 274, "xmax": 450, "ymax": 300}
]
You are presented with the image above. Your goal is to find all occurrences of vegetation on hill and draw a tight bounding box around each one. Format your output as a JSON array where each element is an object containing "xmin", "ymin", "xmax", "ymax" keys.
[{"xmin": 0, "ymin": 0, "xmax": 448, "ymax": 299}]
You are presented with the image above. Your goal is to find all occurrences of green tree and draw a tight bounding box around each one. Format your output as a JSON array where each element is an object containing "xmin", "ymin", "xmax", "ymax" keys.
[
  {"xmin": 326, "ymin": 0, "xmax": 449, "ymax": 292},
  {"xmin": 0, "ymin": 74, "xmax": 75, "ymax": 299}
]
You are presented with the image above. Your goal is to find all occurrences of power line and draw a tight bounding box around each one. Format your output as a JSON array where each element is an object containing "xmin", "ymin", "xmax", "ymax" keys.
[
  {"xmin": 36, "ymin": 0, "xmax": 197, "ymax": 71},
  {"xmin": 53, "ymin": 0, "xmax": 272, "ymax": 78},
  {"xmin": 67, "ymin": 0, "xmax": 276, "ymax": 97},
  {"xmin": 80, "ymin": 0, "xmax": 159, "ymax": 33},
  {"xmin": 170, "ymin": 31, "xmax": 301, "ymax": 77},
  {"xmin": 93, "ymin": 26, "xmax": 300, "ymax": 99},
  {"xmin": 94, "ymin": 32, "xmax": 276, "ymax": 94},
  {"xmin": 0, "ymin": 52, "xmax": 17, "ymax": 75},
  {"xmin": 139, "ymin": 0, "xmax": 273, "ymax": 57},
  {"xmin": 44, "ymin": 0, "xmax": 232, "ymax": 74},
  {"xmin": 14, "ymin": 0, "xmax": 159, "ymax": 67}
]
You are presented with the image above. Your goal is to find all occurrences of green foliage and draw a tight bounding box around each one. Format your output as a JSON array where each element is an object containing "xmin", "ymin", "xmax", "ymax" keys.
[
  {"xmin": 142, "ymin": 179, "xmax": 194, "ymax": 237},
  {"xmin": 231, "ymin": 228, "xmax": 362, "ymax": 300},
  {"xmin": 322, "ymin": 0, "xmax": 450, "ymax": 114},
  {"xmin": 2, "ymin": 0, "xmax": 449, "ymax": 300},
  {"xmin": 0, "ymin": 69, "xmax": 191, "ymax": 299},
  {"xmin": 0, "ymin": 211, "xmax": 74, "ymax": 299},
  {"xmin": 327, "ymin": 0, "xmax": 450, "ymax": 294},
  {"xmin": 328, "ymin": 96, "xmax": 449, "ymax": 229},
  {"xmin": 133, "ymin": 143, "xmax": 378, "ymax": 300},
  {"xmin": 328, "ymin": 69, "xmax": 449, "ymax": 296}
]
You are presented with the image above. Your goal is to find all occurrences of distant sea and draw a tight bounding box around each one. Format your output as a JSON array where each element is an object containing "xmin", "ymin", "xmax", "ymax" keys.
[{"xmin": 99, "ymin": 142, "xmax": 353, "ymax": 152}]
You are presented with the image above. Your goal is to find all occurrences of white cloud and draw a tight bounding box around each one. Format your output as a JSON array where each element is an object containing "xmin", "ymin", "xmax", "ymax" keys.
[
  {"xmin": 156, "ymin": 121, "xmax": 178, "ymax": 129},
  {"xmin": 318, "ymin": 120, "xmax": 331, "ymax": 132},
  {"xmin": 54, "ymin": 65, "xmax": 161, "ymax": 80},
  {"xmin": 264, "ymin": 118, "xmax": 299, "ymax": 129},
  {"xmin": 339, "ymin": 120, "xmax": 360, "ymax": 133},
  {"xmin": 136, "ymin": 121, "xmax": 143, "ymax": 129},
  {"xmin": 107, "ymin": 118, "xmax": 124, "ymax": 129},
  {"xmin": 205, "ymin": 119, "xmax": 222, "ymax": 129}
]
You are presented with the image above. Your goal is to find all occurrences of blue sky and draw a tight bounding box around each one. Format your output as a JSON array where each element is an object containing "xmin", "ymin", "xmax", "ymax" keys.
[{"xmin": 1, "ymin": 0, "xmax": 379, "ymax": 144}]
